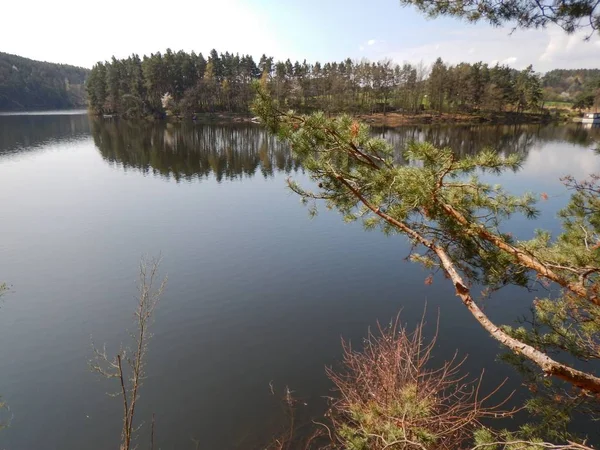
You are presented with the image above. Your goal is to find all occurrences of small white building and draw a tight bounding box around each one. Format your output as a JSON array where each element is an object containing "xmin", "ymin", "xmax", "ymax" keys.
[{"xmin": 582, "ymin": 112, "xmax": 600, "ymax": 124}]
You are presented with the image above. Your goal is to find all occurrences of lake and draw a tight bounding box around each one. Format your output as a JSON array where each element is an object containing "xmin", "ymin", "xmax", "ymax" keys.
[{"xmin": 0, "ymin": 112, "xmax": 598, "ymax": 449}]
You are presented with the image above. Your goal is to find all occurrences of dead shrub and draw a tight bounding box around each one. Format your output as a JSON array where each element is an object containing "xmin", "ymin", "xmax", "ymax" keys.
[{"xmin": 325, "ymin": 313, "xmax": 515, "ymax": 450}]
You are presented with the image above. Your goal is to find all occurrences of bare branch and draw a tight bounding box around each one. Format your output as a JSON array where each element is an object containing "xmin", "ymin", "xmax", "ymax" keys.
[{"xmin": 89, "ymin": 256, "xmax": 166, "ymax": 450}]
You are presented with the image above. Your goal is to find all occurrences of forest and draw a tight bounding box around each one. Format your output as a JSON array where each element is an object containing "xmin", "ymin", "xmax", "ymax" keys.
[
  {"xmin": 543, "ymin": 68, "xmax": 600, "ymax": 99},
  {"xmin": 1, "ymin": 48, "xmax": 598, "ymax": 117},
  {"xmin": 86, "ymin": 49, "xmax": 560, "ymax": 119},
  {"xmin": 0, "ymin": 52, "xmax": 89, "ymax": 111},
  {"xmin": 543, "ymin": 68, "xmax": 600, "ymax": 110}
]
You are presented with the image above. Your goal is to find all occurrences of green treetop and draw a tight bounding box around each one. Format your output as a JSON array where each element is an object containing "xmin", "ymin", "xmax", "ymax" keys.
[{"xmin": 398, "ymin": 0, "xmax": 600, "ymax": 35}]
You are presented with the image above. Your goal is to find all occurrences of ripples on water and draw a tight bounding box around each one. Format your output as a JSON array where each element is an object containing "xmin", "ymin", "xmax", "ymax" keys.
[{"xmin": 0, "ymin": 113, "xmax": 598, "ymax": 449}]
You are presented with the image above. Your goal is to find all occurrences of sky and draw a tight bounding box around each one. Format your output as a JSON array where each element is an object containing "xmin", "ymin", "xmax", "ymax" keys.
[{"xmin": 2, "ymin": 0, "xmax": 599, "ymax": 72}]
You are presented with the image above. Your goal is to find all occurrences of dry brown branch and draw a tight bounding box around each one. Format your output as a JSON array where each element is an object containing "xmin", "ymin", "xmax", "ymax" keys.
[
  {"xmin": 470, "ymin": 439, "xmax": 595, "ymax": 450},
  {"xmin": 90, "ymin": 256, "xmax": 167, "ymax": 450},
  {"xmin": 150, "ymin": 412, "xmax": 156, "ymax": 450},
  {"xmin": 438, "ymin": 202, "xmax": 598, "ymax": 306},
  {"xmin": 326, "ymin": 313, "xmax": 516, "ymax": 450},
  {"xmin": 263, "ymin": 382, "xmax": 329, "ymax": 450}
]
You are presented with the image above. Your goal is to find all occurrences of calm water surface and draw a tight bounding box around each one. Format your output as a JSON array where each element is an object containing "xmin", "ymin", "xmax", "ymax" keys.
[{"xmin": 0, "ymin": 113, "xmax": 599, "ymax": 449}]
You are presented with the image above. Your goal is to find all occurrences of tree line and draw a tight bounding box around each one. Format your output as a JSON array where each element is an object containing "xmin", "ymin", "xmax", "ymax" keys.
[
  {"xmin": 86, "ymin": 49, "xmax": 548, "ymax": 119},
  {"xmin": 0, "ymin": 52, "xmax": 88, "ymax": 111}
]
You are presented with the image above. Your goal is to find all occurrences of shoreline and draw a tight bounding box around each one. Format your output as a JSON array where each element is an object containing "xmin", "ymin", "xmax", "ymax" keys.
[
  {"xmin": 97, "ymin": 110, "xmax": 568, "ymax": 128},
  {"xmin": 356, "ymin": 111, "xmax": 564, "ymax": 127}
]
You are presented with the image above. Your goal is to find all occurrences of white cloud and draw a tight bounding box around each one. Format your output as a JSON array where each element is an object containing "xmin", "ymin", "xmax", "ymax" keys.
[
  {"xmin": 359, "ymin": 45, "xmax": 365, "ymax": 51},
  {"xmin": 539, "ymin": 28, "xmax": 598, "ymax": 68},
  {"xmin": 383, "ymin": 26, "xmax": 600, "ymax": 72},
  {"xmin": 367, "ymin": 39, "xmax": 377, "ymax": 46}
]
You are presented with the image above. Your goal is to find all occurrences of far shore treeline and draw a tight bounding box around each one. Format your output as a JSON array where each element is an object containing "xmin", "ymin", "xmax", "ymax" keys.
[
  {"xmin": 85, "ymin": 49, "xmax": 600, "ymax": 120},
  {"xmin": 0, "ymin": 52, "xmax": 88, "ymax": 111},
  {"xmin": 1, "ymin": 49, "xmax": 598, "ymax": 116}
]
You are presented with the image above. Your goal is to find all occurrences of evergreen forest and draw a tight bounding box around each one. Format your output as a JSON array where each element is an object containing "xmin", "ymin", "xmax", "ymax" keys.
[
  {"xmin": 0, "ymin": 52, "xmax": 89, "ymax": 111},
  {"xmin": 87, "ymin": 49, "xmax": 599, "ymax": 119}
]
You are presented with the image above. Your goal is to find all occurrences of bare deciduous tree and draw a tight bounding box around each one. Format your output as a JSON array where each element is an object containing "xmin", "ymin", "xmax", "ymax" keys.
[{"xmin": 90, "ymin": 256, "xmax": 167, "ymax": 450}]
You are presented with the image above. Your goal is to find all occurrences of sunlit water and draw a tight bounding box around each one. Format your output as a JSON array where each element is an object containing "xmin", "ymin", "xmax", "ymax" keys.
[{"xmin": 0, "ymin": 113, "xmax": 598, "ymax": 449}]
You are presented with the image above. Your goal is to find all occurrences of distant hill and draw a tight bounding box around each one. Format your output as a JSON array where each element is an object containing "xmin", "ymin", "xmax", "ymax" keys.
[
  {"xmin": 0, "ymin": 52, "xmax": 89, "ymax": 111},
  {"xmin": 542, "ymin": 69, "xmax": 600, "ymax": 102}
]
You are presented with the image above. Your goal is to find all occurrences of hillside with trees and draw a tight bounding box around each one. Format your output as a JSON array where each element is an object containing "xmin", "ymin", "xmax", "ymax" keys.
[
  {"xmin": 0, "ymin": 52, "xmax": 89, "ymax": 111},
  {"xmin": 86, "ymin": 50, "xmax": 549, "ymax": 120},
  {"xmin": 542, "ymin": 69, "xmax": 600, "ymax": 102}
]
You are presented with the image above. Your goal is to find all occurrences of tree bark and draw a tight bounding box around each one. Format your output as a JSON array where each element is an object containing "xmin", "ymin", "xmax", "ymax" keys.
[
  {"xmin": 336, "ymin": 174, "xmax": 600, "ymax": 395},
  {"xmin": 439, "ymin": 202, "xmax": 598, "ymax": 306}
]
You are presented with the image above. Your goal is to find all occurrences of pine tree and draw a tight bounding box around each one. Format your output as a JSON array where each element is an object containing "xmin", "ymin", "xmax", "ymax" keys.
[
  {"xmin": 253, "ymin": 86, "xmax": 600, "ymax": 443},
  {"xmin": 428, "ymin": 57, "xmax": 447, "ymax": 113},
  {"xmin": 398, "ymin": 0, "xmax": 600, "ymax": 35},
  {"xmin": 106, "ymin": 57, "xmax": 122, "ymax": 114},
  {"xmin": 85, "ymin": 49, "xmax": 561, "ymax": 119},
  {"xmin": 87, "ymin": 62, "xmax": 107, "ymax": 114}
]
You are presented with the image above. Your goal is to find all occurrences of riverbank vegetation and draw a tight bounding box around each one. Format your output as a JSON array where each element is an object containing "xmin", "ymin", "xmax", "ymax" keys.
[
  {"xmin": 267, "ymin": 313, "xmax": 597, "ymax": 450},
  {"xmin": 0, "ymin": 52, "xmax": 88, "ymax": 111},
  {"xmin": 253, "ymin": 86, "xmax": 600, "ymax": 447},
  {"xmin": 324, "ymin": 316, "xmax": 515, "ymax": 450},
  {"xmin": 86, "ymin": 50, "xmax": 565, "ymax": 123}
]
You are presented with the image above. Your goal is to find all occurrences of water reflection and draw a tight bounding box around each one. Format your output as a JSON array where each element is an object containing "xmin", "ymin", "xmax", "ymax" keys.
[
  {"xmin": 0, "ymin": 113, "xmax": 90, "ymax": 155},
  {"xmin": 2, "ymin": 115, "xmax": 600, "ymax": 450},
  {"xmin": 91, "ymin": 119, "xmax": 300, "ymax": 182},
  {"xmin": 377, "ymin": 123, "xmax": 600, "ymax": 158},
  {"xmin": 91, "ymin": 119, "xmax": 600, "ymax": 182},
  {"xmin": 583, "ymin": 123, "xmax": 600, "ymax": 130}
]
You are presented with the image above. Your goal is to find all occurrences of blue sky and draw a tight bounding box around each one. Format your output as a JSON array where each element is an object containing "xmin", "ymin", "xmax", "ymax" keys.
[
  {"xmin": 243, "ymin": 0, "xmax": 477, "ymax": 61},
  {"xmin": 3, "ymin": 0, "xmax": 599, "ymax": 71}
]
